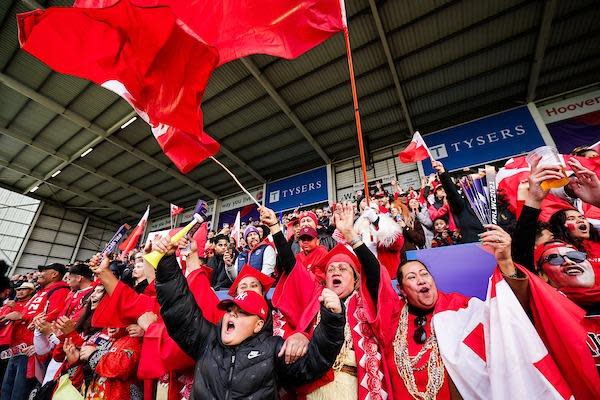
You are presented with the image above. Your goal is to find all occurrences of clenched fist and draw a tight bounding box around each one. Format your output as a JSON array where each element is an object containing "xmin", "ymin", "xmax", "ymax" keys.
[{"xmin": 319, "ymin": 288, "xmax": 342, "ymax": 314}]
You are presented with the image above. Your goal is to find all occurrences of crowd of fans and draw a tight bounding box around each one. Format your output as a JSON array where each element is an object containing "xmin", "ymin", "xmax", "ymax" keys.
[{"xmin": 0, "ymin": 147, "xmax": 598, "ymax": 400}]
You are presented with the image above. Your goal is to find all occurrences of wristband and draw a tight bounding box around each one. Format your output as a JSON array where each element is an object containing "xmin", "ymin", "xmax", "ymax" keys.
[{"xmin": 268, "ymin": 221, "xmax": 280, "ymax": 228}]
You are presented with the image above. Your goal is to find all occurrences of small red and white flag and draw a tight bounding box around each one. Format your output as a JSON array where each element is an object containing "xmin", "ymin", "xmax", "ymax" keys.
[
  {"xmin": 398, "ymin": 131, "xmax": 432, "ymax": 163},
  {"xmin": 170, "ymin": 203, "xmax": 184, "ymax": 216},
  {"xmin": 119, "ymin": 205, "xmax": 150, "ymax": 254},
  {"xmin": 231, "ymin": 211, "xmax": 241, "ymax": 249}
]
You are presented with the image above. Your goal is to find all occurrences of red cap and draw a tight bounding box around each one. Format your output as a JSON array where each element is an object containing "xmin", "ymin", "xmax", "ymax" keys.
[
  {"xmin": 298, "ymin": 226, "xmax": 318, "ymax": 239},
  {"xmin": 299, "ymin": 211, "xmax": 318, "ymax": 227},
  {"xmin": 218, "ymin": 290, "xmax": 269, "ymax": 321},
  {"xmin": 228, "ymin": 264, "xmax": 275, "ymax": 297}
]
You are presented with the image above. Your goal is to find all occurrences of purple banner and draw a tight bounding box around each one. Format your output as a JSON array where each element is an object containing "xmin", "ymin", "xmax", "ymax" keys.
[
  {"xmin": 546, "ymin": 109, "xmax": 600, "ymax": 154},
  {"xmin": 406, "ymin": 243, "xmax": 497, "ymax": 300}
]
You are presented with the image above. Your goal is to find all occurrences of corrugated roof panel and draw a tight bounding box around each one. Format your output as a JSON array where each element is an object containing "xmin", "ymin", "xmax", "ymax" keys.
[
  {"xmin": 206, "ymin": 97, "xmax": 281, "ymax": 137},
  {"xmin": 7, "ymin": 100, "xmax": 56, "ymax": 134},
  {"xmin": 0, "ymin": 2, "xmax": 28, "ymax": 71},
  {"xmin": 92, "ymin": 100, "xmax": 132, "ymax": 130},
  {"xmin": 56, "ymin": 130, "xmax": 97, "ymax": 156},
  {"xmin": 0, "ymin": 85, "xmax": 29, "ymax": 122},
  {"xmin": 37, "ymin": 73, "xmax": 89, "ymax": 107},
  {"xmin": 222, "ymin": 114, "xmax": 295, "ymax": 149},
  {"xmin": 56, "ymin": 165, "xmax": 87, "ymax": 184},
  {"xmin": 543, "ymin": 37, "xmax": 600, "ymax": 76},
  {"xmin": 204, "ymin": 61, "xmax": 251, "ymax": 101},
  {"xmin": 4, "ymin": 52, "xmax": 52, "ymax": 89},
  {"xmin": 30, "ymin": 156, "xmax": 63, "ymax": 176},
  {"xmin": 237, "ymin": 127, "xmax": 303, "ymax": 160},
  {"xmin": 68, "ymin": 84, "xmax": 120, "ymax": 121},
  {"xmin": 203, "ymin": 79, "xmax": 268, "ymax": 125},
  {"xmin": 538, "ymin": 58, "xmax": 600, "ymax": 92},
  {"xmin": 34, "ymin": 116, "xmax": 83, "ymax": 150},
  {"xmin": 84, "ymin": 140, "xmax": 126, "ymax": 168},
  {"xmin": 7, "ymin": 145, "xmax": 46, "ymax": 168}
]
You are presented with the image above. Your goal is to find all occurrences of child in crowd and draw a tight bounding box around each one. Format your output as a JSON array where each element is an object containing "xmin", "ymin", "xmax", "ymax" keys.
[{"xmin": 431, "ymin": 217, "xmax": 461, "ymax": 247}]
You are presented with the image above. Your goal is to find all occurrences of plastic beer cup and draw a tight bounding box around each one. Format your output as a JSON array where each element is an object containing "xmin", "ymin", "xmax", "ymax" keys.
[{"xmin": 526, "ymin": 146, "xmax": 569, "ymax": 190}]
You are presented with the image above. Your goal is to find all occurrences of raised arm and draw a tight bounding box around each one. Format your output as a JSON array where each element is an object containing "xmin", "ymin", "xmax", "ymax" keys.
[
  {"xmin": 154, "ymin": 237, "xmax": 213, "ymax": 360},
  {"xmin": 260, "ymin": 206, "xmax": 296, "ymax": 274},
  {"xmin": 432, "ymin": 160, "xmax": 464, "ymax": 214}
]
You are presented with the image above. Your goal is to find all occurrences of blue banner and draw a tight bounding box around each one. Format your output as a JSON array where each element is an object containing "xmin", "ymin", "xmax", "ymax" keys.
[
  {"xmin": 421, "ymin": 106, "xmax": 545, "ymax": 174},
  {"xmin": 265, "ymin": 167, "xmax": 329, "ymax": 212}
]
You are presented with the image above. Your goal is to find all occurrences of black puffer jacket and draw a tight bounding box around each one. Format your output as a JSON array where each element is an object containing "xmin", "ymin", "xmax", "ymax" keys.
[{"xmin": 156, "ymin": 255, "xmax": 345, "ymax": 400}]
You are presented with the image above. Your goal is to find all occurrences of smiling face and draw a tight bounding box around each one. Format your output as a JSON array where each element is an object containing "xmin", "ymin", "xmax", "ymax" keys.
[
  {"xmin": 90, "ymin": 285, "xmax": 105, "ymax": 310},
  {"xmin": 221, "ymin": 305, "xmax": 264, "ymax": 346},
  {"xmin": 300, "ymin": 216, "xmax": 316, "ymax": 229},
  {"xmin": 132, "ymin": 252, "xmax": 146, "ymax": 281},
  {"xmin": 408, "ymin": 198, "xmax": 420, "ymax": 210},
  {"xmin": 564, "ymin": 210, "xmax": 590, "ymax": 241},
  {"xmin": 325, "ymin": 261, "xmax": 355, "ymax": 299},
  {"xmin": 236, "ymin": 276, "xmax": 263, "ymax": 296},
  {"xmin": 398, "ymin": 261, "xmax": 438, "ymax": 310},
  {"xmin": 540, "ymin": 244, "xmax": 594, "ymax": 288}
]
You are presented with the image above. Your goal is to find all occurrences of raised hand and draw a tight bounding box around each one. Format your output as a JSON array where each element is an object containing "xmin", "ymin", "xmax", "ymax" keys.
[
  {"xmin": 56, "ymin": 316, "xmax": 76, "ymax": 335},
  {"xmin": 319, "ymin": 288, "xmax": 342, "ymax": 314},
  {"xmin": 63, "ymin": 337, "xmax": 80, "ymax": 365},
  {"xmin": 333, "ymin": 202, "xmax": 357, "ymax": 243},
  {"xmin": 259, "ymin": 206, "xmax": 280, "ymax": 233},
  {"xmin": 479, "ymin": 224, "xmax": 515, "ymax": 276},
  {"xmin": 153, "ymin": 235, "xmax": 177, "ymax": 256},
  {"xmin": 432, "ymin": 160, "xmax": 445, "ymax": 174},
  {"xmin": 526, "ymin": 154, "xmax": 564, "ymax": 208},
  {"xmin": 568, "ymin": 158, "xmax": 600, "ymax": 207}
]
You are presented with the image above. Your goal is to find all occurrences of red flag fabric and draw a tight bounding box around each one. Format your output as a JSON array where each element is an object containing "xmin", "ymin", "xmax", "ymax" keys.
[
  {"xmin": 18, "ymin": 1, "xmax": 220, "ymax": 173},
  {"xmin": 119, "ymin": 206, "xmax": 149, "ymax": 253},
  {"xmin": 398, "ymin": 131, "xmax": 430, "ymax": 163},
  {"xmin": 18, "ymin": 0, "xmax": 345, "ymax": 173},
  {"xmin": 170, "ymin": 204, "xmax": 184, "ymax": 216}
]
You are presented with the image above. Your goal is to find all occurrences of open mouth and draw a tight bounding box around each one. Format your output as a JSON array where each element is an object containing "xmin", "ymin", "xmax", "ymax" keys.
[
  {"xmin": 419, "ymin": 287, "xmax": 430, "ymax": 294},
  {"xmin": 226, "ymin": 321, "xmax": 235, "ymax": 333},
  {"xmin": 332, "ymin": 278, "xmax": 342, "ymax": 288},
  {"xmin": 563, "ymin": 266, "xmax": 584, "ymax": 276},
  {"xmin": 577, "ymin": 224, "xmax": 588, "ymax": 233}
]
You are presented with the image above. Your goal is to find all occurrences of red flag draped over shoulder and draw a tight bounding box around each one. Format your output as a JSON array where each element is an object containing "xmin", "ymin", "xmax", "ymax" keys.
[{"xmin": 18, "ymin": 0, "xmax": 221, "ymax": 173}]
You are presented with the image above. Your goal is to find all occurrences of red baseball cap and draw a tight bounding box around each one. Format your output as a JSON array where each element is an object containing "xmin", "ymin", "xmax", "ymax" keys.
[
  {"xmin": 218, "ymin": 291, "xmax": 269, "ymax": 321},
  {"xmin": 228, "ymin": 264, "xmax": 275, "ymax": 297},
  {"xmin": 298, "ymin": 226, "xmax": 318, "ymax": 240}
]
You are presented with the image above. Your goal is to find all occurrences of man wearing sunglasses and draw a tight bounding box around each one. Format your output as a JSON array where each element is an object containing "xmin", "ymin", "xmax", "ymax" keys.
[{"xmin": 534, "ymin": 240, "xmax": 595, "ymax": 289}]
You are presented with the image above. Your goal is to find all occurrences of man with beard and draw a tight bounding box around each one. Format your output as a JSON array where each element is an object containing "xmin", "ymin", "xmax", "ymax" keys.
[
  {"xmin": 227, "ymin": 226, "xmax": 276, "ymax": 279},
  {"xmin": 207, "ymin": 233, "xmax": 233, "ymax": 290}
]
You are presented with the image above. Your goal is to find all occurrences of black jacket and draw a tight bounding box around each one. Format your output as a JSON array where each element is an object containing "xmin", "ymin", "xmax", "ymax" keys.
[
  {"xmin": 207, "ymin": 254, "xmax": 232, "ymax": 290},
  {"xmin": 439, "ymin": 171, "xmax": 484, "ymax": 243},
  {"xmin": 156, "ymin": 255, "xmax": 345, "ymax": 400}
]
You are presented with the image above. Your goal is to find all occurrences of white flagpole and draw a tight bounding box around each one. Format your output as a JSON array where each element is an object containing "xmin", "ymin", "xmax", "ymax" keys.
[{"xmin": 210, "ymin": 156, "xmax": 261, "ymax": 207}]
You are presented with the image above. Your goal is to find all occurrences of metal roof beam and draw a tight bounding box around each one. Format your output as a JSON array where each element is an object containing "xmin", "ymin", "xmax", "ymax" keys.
[
  {"xmin": 240, "ymin": 58, "xmax": 331, "ymax": 164},
  {"xmin": 526, "ymin": 0, "xmax": 557, "ymax": 102},
  {"xmin": 0, "ymin": 73, "xmax": 217, "ymax": 198},
  {"xmin": 0, "ymin": 159, "xmax": 138, "ymax": 218},
  {"xmin": 218, "ymin": 147, "xmax": 265, "ymax": 183},
  {"xmin": 368, "ymin": 0, "xmax": 414, "ymax": 134},
  {"xmin": 0, "ymin": 125, "xmax": 171, "ymax": 207}
]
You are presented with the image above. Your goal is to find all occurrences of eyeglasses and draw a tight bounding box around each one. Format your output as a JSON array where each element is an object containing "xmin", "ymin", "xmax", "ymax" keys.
[
  {"xmin": 541, "ymin": 251, "xmax": 587, "ymax": 266},
  {"xmin": 413, "ymin": 315, "xmax": 427, "ymax": 344}
]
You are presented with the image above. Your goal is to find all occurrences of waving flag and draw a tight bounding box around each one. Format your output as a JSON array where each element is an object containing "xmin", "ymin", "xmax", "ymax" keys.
[
  {"xmin": 398, "ymin": 131, "xmax": 431, "ymax": 163},
  {"xmin": 18, "ymin": 0, "xmax": 345, "ymax": 173},
  {"xmin": 119, "ymin": 206, "xmax": 150, "ymax": 253},
  {"xmin": 231, "ymin": 211, "xmax": 241, "ymax": 248},
  {"xmin": 170, "ymin": 204, "xmax": 184, "ymax": 216}
]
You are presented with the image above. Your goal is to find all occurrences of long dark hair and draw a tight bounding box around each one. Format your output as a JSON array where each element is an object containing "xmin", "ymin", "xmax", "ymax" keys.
[
  {"xmin": 549, "ymin": 209, "xmax": 600, "ymax": 250},
  {"xmin": 74, "ymin": 299, "xmax": 101, "ymax": 337}
]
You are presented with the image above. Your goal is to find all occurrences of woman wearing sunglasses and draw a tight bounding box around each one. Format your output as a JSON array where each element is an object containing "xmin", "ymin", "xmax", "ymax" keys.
[{"xmin": 534, "ymin": 241, "xmax": 594, "ymax": 289}]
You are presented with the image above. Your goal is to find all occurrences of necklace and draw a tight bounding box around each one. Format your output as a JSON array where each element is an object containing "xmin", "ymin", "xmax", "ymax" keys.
[{"xmin": 393, "ymin": 304, "xmax": 444, "ymax": 400}]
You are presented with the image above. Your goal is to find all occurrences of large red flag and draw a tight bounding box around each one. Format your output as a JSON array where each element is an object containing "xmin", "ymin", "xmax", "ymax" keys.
[
  {"xmin": 18, "ymin": 1, "xmax": 220, "ymax": 173},
  {"xmin": 18, "ymin": 0, "xmax": 345, "ymax": 173},
  {"xmin": 119, "ymin": 206, "xmax": 150, "ymax": 253}
]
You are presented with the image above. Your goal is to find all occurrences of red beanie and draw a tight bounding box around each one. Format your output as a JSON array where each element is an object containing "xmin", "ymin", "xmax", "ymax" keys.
[{"xmin": 300, "ymin": 211, "xmax": 318, "ymax": 227}]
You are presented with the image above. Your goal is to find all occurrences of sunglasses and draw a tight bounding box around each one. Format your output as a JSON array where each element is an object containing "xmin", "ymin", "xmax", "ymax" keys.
[
  {"xmin": 413, "ymin": 315, "xmax": 427, "ymax": 344},
  {"xmin": 541, "ymin": 251, "xmax": 587, "ymax": 266}
]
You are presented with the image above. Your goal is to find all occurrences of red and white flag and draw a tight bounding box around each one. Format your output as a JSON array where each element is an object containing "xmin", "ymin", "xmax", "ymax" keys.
[
  {"xmin": 119, "ymin": 205, "xmax": 150, "ymax": 253},
  {"xmin": 170, "ymin": 204, "xmax": 184, "ymax": 216},
  {"xmin": 433, "ymin": 266, "xmax": 600, "ymax": 400},
  {"xmin": 18, "ymin": 0, "xmax": 345, "ymax": 174},
  {"xmin": 398, "ymin": 131, "xmax": 431, "ymax": 163},
  {"xmin": 230, "ymin": 211, "xmax": 241, "ymax": 249}
]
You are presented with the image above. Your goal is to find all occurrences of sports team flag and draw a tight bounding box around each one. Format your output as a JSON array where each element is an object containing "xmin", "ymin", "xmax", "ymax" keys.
[
  {"xmin": 230, "ymin": 211, "xmax": 241, "ymax": 249},
  {"xmin": 398, "ymin": 131, "xmax": 433, "ymax": 163},
  {"xmin": 17, "ymin": 0, "xmax": 346, "ymax": 173},
  {"xmin": 170, "ymin": 204, "xmax": 184, "ymax": 216},
  {"xmin": 119, "ymin": 205, "xmax": 150, "ymax": 253}
]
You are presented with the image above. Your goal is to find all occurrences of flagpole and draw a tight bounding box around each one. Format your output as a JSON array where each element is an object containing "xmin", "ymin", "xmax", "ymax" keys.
[
  {"xmin": 210, "ymin": 156, "xmax": 261, "ymax": 207},
  {"xmin": 342, "ymin": 27, "xmax": 370, "ymax": 201}
]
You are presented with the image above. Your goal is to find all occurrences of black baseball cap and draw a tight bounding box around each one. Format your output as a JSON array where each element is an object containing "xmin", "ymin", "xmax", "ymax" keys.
[
  {"xmin": 68, "ymin": 263, "xmax": 94, "ymax": 280},
  {"xmin": 38, "ymin": 263, "xmax": 66, "ymax": 276}
]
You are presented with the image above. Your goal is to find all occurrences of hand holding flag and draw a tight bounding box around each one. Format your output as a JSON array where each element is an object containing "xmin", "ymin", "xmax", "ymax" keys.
[
  {"xmin": 119, "ymin": 206, "xmax": 150, "ymax": 254},
  {"xmin": 398, "ymin": 131, "xmax": 434, "ymax": 163}
]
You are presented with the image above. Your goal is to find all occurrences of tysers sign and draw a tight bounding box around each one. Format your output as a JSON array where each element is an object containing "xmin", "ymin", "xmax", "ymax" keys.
[
  {"xmin": 265, "ymin": 167, "xmax": 328, "ymax": 212},
  {"xmin": 420, "ymin": 106, "xmax": 545, "ymax": 174}
]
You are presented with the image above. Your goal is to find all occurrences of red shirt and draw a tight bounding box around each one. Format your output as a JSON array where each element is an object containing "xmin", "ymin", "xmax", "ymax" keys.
[
  {"xmin": 296, "ymin": 245, "xmax": 328, "ymax": 274},
  {"xmin": 6, "ymin": 300, "xmax": 33, "ymax": 346},
  {"xmin": 22, "ymin": 281, "xmax": 70, "ymax": 323},
  {"xmin": 61, "ymin": 286, "xmax": 94, "ymax": 321}
]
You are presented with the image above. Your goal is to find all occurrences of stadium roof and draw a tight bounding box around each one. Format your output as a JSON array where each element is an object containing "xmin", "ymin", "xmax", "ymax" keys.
[{"xmin": 0, "ymin": 0, "xmax": 599, "ymax": 223}]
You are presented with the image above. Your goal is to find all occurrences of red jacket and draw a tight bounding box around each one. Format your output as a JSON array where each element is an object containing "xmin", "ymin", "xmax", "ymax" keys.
[{"xmin": 22, "ymin": 281, "xmax": 70, "ymax": 323}]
